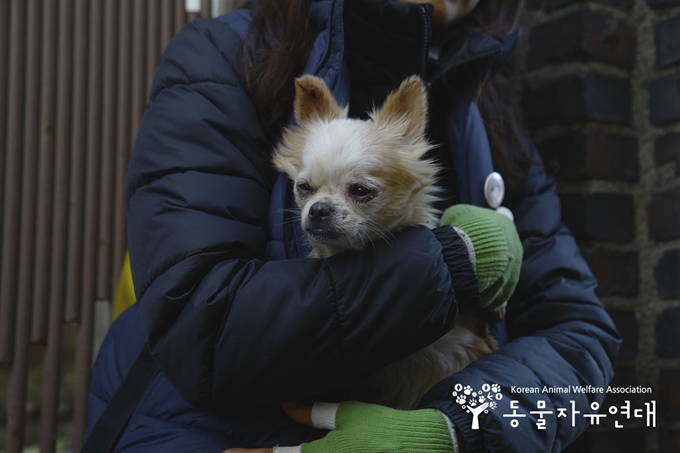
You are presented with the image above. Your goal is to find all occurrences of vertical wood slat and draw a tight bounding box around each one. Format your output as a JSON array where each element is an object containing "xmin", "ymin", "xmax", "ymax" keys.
[
  {"xmin": 0, "ymin": 0, "xmax": 27, "ymax": 365},
  {"xmin": 224, "ymin": 0, "xmax": 238, "ymax": 13},
  {"xmin": 64, "ymin": 0, "xmax": 89, "ymax": 323},
  {"xmin": 111, "ymin": 0, "xmax": 132, "ymax": 313},
  {"xmin": 40, "ymin": 0, "xmax": 74, "ymax": 450},
  {"xmin": 72, "ymin": 0, "xmax": 104, "ymax": 448},
  {"xmin": 175, "ymin": 0, "xmax": 187, "ymax": 35},
  {"xmin": 160, "ymin": 0, "xmax": 173, "ymax": 56},
  {"xmin": 0, "ymin": 0, "xmax": 9, "ymax": 236},
  {"xmin": 202, "ymin": 0, "xmax": 212, "ymax": 18},
  {"xmin": 30, "ymin": 0, "xmax": 59, "ymax": 345},
  {"xmin": 6, "ymin": 1, "xmax": 40, "ymax": 451},
  {"xmin": 131, "ymin": 0, "xmax": 147, "ymax": 141},
  {"xmin": 131, "ymin": 0, "xmax": 146, "ymax": 141},
  {"xmin": 119, "ymin": 0, "xmax": 147, "ymax": 297},
  {"xmin": 146, "ymin": 0, "xmax": 161, "ymax": 94},
  {"xmin": 96, "ymin": 0, "xmax": 119, "ymax": 300}
]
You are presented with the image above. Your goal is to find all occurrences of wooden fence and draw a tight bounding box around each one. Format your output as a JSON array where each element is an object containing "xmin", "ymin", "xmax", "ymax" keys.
[{"xmin": 0, "ymin": 1, "xmax": 229, "ymax": 451}]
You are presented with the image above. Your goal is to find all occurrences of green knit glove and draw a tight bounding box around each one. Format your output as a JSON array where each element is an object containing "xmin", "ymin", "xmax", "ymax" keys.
[
  {"xmin": 292, "ymin": 402, "xmax": 456, "ymax": 453},
  {"xmin": 440, "ymin": 204, "xmax": 523, "ymax": 310},
  {"xmin": 224, "ymin": 402, "xmax": 457, "ymax": 453}
]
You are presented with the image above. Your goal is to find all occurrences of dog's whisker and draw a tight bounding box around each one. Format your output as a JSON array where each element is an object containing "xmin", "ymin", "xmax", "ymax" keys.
[
  {"xmin": 277, "ymin": 216, "xmax": 303, "ymax": 227},
  {"xmin": 272, "ymin": 207, "xmax": 301, "ymax": 214},
  {"xmin": 366, "ymin": 231, "xmax": 378, "ymax": 255},
  {"xmin": 365, "ymin": 227, "xmax": 388, "ymax": 244},
  {"xmin": 364, "ymin": 218, "xmax": 394, "ymax": 237},
  {"xmin": 362, "ymin": 227, "xmax": 391, "ymax": 253},
  {"xmin": 356, "ymin": 230, "xmax": 373, "ymax": 255},
  {"xmin": 362, "ymin": 220, "xmax": 395, "ymax": 246},
  {"xmin": 282, "ymin": 216, "xmax": 302, "ymax": 223}
]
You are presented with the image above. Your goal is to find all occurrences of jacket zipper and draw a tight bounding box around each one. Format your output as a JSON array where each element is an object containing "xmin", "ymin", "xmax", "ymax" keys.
[
  {"xmin": 419, "ymin": 4, "xmax": 504, "ymax": 74},
  {"xmin": 419, "ymin": 5, "xmax": 431, "ymax": 79}
]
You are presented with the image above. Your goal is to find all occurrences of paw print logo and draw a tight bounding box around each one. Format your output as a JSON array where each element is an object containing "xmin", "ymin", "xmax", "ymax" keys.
[{"xmin": 452, "ymin": 383, "xmax": 504, "ymax": 430}]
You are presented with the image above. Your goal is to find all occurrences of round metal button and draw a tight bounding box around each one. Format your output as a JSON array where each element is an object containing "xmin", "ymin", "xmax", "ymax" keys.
[{"xmin": 484, "ymin": 172, "xmax": 505, "ymax": 209}]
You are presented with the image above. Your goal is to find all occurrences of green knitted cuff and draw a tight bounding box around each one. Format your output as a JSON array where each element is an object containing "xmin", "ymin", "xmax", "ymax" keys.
[
  {"xmin": 441, "ymin": 205, "xmax": 523, "ymax": 310},
  {"xmin": 301, "ymin": 402, "xmax": 455, "ymax": 453},
  {"xmin": 446, "ymin": 208, "xmax": 509, "ymax": 291}
]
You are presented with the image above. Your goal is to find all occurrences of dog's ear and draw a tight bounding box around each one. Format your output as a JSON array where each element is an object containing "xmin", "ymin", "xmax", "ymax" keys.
[
  {"xmin": 272, "ymin": 135, "xmax": 304, "ymax": 178},
  {"xmin": 372, "ymin": 75, "xmax": 428, "ymax": 140},
  {"xmin": 272, "ymin": 149, "xmax": 301, "ymax": 178},
  {"xmin": 294, "ymin": 75, "xmax": 345, "ymax": 123}
]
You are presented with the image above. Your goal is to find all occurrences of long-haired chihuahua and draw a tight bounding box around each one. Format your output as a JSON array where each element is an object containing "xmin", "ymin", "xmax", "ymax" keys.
[{"xmin": 273, "ymin": 75, "xmax": 497, "ymax": 409}]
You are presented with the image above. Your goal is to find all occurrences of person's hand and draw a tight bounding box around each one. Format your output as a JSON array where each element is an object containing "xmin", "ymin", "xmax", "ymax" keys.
[
  {"xmin": 223, "ymin": 401, "xmax": 457, "ymax": 453},
  {"xmin": 440, "ymin": 204, "xmax": 523, "ymax": 311}
]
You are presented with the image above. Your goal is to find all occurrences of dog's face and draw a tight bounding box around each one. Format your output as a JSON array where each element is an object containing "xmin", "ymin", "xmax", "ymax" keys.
[{"xmin": 273, "ymin": 75, "xmax": 440, "ymax": 257}]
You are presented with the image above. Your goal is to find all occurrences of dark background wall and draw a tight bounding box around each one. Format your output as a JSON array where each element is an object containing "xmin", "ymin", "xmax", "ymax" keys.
[{"xmin": 508, "ymin": 1, "xmax": 680, "ymax": 451}]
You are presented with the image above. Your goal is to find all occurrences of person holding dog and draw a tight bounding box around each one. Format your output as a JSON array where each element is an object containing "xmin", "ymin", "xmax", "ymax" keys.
[{"xmin": 85, "ymin": 1, "xmax": 621, "ymax": 452}]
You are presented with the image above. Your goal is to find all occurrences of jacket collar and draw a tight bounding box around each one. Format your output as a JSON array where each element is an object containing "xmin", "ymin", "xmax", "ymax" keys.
[{"xmin": 306, "ymin": 0, "xmax": 518, "ymax": 86}]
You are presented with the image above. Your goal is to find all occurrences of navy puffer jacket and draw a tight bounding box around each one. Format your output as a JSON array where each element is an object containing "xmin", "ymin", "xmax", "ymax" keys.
[{"xmin": 87, "ymin": 1, "xmax": 621, "ymax": 451}]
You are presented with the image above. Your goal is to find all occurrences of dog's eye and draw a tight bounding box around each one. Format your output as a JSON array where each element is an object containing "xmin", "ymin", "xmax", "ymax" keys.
[
  {"xmin": 350, "ymin": 185, "xmax": 372, "ymax": 200},
  {"xmin": 297, "ymin": 182, "xmax": 313, "ymax": 194}
]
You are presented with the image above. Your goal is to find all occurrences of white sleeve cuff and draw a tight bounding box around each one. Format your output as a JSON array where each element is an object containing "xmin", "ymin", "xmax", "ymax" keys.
[
  {"xmin": 495, "ymin": 206, "xmax": 514, "ymax": 222},
  {"xmin": 311, "ymin": 402, "xmax": 340, "ymax": 430},
  {"xmin": 442, "ymin": 414, "xmax": 460, "ymax": 453},
  {"xmin": 273, "ymin": 446, "xmax": 302, "ymax": 453},
  {"xmin": 453, "ymin": 226, "xmax": 476, "ymax": 272}
]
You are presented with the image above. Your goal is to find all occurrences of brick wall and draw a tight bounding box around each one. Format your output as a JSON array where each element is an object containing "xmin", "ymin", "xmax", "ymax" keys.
[{"xmin": 509, "ymin": 1, "xmax": 680, "ymax": 451}]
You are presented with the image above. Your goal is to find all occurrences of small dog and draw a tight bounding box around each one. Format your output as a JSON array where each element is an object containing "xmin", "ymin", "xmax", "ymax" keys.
[{"xmin": 273, "ymin": 75, "xmax": 497, "ymax": 410}]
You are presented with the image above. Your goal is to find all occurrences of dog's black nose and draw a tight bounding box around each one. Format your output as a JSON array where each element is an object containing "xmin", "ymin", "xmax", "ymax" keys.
[{"xmin": 309, "ymin": 202, "xmax": 333, "ymax": 221}]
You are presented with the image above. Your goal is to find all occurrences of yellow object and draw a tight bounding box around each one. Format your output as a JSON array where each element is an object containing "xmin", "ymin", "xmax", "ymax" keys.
[{"xmin": 113, "ymin": 251, "xmax": 136, "ymax": 321}]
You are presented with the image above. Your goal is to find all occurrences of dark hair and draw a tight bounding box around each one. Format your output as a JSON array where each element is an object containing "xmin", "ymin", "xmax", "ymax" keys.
[
  {"xmin": 465, "ymin": 0, "xmax": 524, "ymax": 39},
  {"xmin": 242, "ymin": 0, "xmax": 531, "ymax": 192},
  {"xmin": 241, "ymin": 0, "xmax": 318, "ymax": 139},
  {"xmin": 450, "ymin": 0, "xmax": 531, "ymax": 194}
]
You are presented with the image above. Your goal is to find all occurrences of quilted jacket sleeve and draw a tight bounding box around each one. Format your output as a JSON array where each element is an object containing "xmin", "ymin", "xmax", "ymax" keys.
[
  {"xmin": 126, "ymin": 19, "xmax": 477, "ymax": 409},
  {"xmin": 420, "ymin": 146, "xmax": 622, "ymax": 452}
]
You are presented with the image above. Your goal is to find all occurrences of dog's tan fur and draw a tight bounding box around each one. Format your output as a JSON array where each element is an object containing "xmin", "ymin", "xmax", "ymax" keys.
[{"xmin": 273, "ymin": 75, "xmax": 497, "ymax": 410}]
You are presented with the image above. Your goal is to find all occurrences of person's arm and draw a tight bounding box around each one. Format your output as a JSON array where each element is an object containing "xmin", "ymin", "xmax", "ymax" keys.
[
  {"xmin": 419, "ymin": 147, "xmax": 622, "ymax": 452},
  {"xmin": 126, "ymin": 19, "xmax": 476, "ymax": 410}
]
